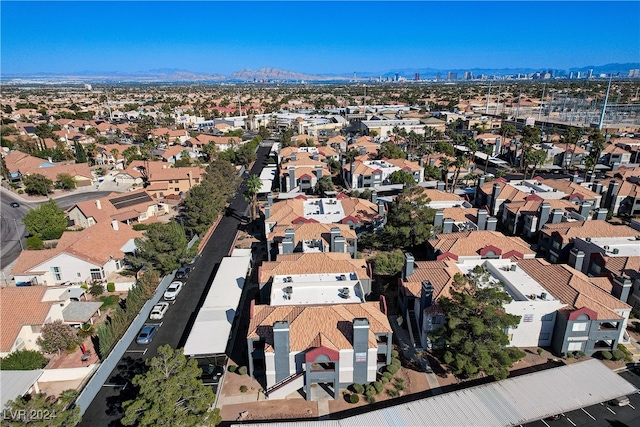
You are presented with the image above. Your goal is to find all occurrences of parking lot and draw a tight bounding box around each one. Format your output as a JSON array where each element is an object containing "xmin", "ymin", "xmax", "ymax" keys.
[{"xmin": 524, "ymin": 370, "xmax": 640, "ymax": 427}]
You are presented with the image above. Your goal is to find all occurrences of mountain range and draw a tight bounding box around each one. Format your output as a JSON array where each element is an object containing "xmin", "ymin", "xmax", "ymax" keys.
[{"xmin": 3, "ymin": 63, "xmax": 639, "ymax": 83}]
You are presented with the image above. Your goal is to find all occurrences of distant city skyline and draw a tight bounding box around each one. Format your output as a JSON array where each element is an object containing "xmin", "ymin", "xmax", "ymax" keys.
[{"xmin": 2, "ymin": 1, "xmax": 639, "ymax": 76}]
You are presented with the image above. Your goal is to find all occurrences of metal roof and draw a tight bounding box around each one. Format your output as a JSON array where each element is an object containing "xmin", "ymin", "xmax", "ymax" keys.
[
  {"xmin": 62, "ymin": 301, "xmax": 103, "ymax": 323},
  {"xmin": 1, "ymin": 370, "xmax": 44, "ymax": 409},
  {"xmin": 234, "ymin": 359, "xmax": 638, "ymax": 427},
  {"xmin": 109, "ymin": 192, "xmax": 153, "ymax": 210}
]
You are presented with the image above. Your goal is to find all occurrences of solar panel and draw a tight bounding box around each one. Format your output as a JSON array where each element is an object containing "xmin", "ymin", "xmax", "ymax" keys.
[{"xmin": 109, "ymin": 192, "xmax": 154, "ymax": 209}]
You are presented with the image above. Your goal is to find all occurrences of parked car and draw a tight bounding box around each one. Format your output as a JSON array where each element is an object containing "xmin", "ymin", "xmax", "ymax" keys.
[
  {"xmin": 609, "ymin": 396, "xmax": 631, "ymax": 406},
  {"xmin": 136, "ymin": 324, "xmax": 158, "ymax": 345},
  {"xmin": 163, "ymin": 281, "xmax": 183, "ymax": 301},
  {"xmin": 10, "ymin": 202, "xmax": 20, "ymax": 208},
  {"xmin": 149, "ymin": 302, "xmax": 170, "ymax": 320},
  {"xmin": 175, "ymin": 266, "xmax": 192, "ymax": 280}
]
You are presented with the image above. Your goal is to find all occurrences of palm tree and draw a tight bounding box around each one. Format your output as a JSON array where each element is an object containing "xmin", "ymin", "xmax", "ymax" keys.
[
  {"xmin": 440, "ymin": 158, "xmax": 452, "ymax": 191},
  {"xmin": 528, "ymin": 150, "xmax": 547, "ymax": 180},
  {"xmin": 483, "ymin": 145, "xmax": 493, "ymax": 174},
  {"xmin": 586, "ymin": 129, "xmax": 606, "ymax": 177},
  {"xmin": 110, "ymin": 148, "xmax": 120, "ymax": 168},
  {"xmin": 560, "ymin": 127, "xmax": 581, "ymax": 172},
  {"xmin": 451, "ymin": 156, "xmax": 467, "ymax": 193},
  {"xmin": 244, "ymin": 174, "xmax": 262, "ymax": 221}
]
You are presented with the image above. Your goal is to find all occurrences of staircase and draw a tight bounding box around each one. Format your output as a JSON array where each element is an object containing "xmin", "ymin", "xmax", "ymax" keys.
[
  {"xmin": 623, "ymin": 342, "xmax": 640, "ymax": 358},
  {"xmin": 407, "ymin": 309, "xmax": 423, "ymax": 350},
  {"xmin": 265, "ymin": 372, "xmax": 304, "ymax": 399}
]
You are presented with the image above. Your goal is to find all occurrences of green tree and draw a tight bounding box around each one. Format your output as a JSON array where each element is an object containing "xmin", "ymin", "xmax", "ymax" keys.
[
  {"xmin": 377, "ymin": 142, "xmax": 406, "ymax": 159},
  {"xmin": 34, "ymin": 123, "xmax": 55, "ymax": 139},
  {"xmin": 3, "ymin": 390, "xmax": 81, "ymax": 426},
  {"xmin": 500, "ymin": 123, "xmax": 517, "ymax": 139},
  {"xmin": 431, "ymin": 270, "xmax": 525, "ymax": 380},
  {"xmin": 434, "ymin": 141, "xmax": 455, "ymax": 156},
  {"xmin": 122, "ymin": 345, "xmax": 217, "ymax": 427},
  {"xmin": 22, "ymin": 173, "xmax": 53, "ymax": 196},
  {"xmin": 424, "ymin": 165, "xmax": 441, "ymax": 180},
  {"xmin": 56, "ymin": 173, "xmax": 76, "ymax": 190},
  {"xmin": 389, "ymin": 170, "xmax": 416, "ymax": 186},
  {"xmin": 370, "ymin": 250, "xmax": 405, "ymax": 276},
  {"xmin": 23, "ymin": 199, "xmax": 67, "ymax": 240},
  {"xmin": 122, "ymin": 146, "xmax": 141, "ymax": 166},
  {"xmin": 586, "ymin": 129, "xmax": 606, "ymax": 176},
  {"xmin": 74, "ymin": 142, "xmax": 87, "ymax": 163},
  {"xmin": 314, "ymin": 175, "xmax": 334, "ymax": 196},
  {"xmin": 0, "ymin": 349, "xmax": 48, "ymax": 370},
  {"xmin": 127, "ymin": 222, "xmax": 193, "ymax": 275},
  {"xmin": 526, "ymin": 150, "xmax": 547, "ymax": 180},
  {"xmin": 560, "ymin": 126, "xmax": 581, "ymax": 171},
  {"xmin": 236, "ymin": 142, "xmax": 257, "ymax": 166},
  {"xmin": 244, "ymin": 174, "xmax": 262, "ymax": 221},
  {"xmin": 36, "ymin": 320, "xmax": 82, "ymax": 355},
  {"xmin": 380, "ymin": 187, "xmax": 435, "ymax": 249}
]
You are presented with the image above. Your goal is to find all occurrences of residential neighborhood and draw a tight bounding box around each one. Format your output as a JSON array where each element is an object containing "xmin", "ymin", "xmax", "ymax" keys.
[{"xmin": 1, "ymin": 75, "xmax": 640, "ymax": 427}]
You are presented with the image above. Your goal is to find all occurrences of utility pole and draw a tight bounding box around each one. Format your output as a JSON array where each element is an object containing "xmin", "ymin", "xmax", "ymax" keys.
[
  {"xmin": 485, "ymin": 82, "xmax": 492, "ymax": 113},
  {"xmin": 13, "ymin": 217, "xmax": 24, "ymax": 250},
  {"xmin": 598, "ymin": 74, "xmax": 612, "ymax": 131}
]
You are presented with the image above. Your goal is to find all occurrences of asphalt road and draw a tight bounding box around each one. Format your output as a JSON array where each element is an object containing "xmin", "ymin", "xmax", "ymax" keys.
[
  {"xmin": 79, "ymin": 146, "xmax": 271, "ymax": 426},
  {"xmin": 524, "ymin": 370, "xmax": 640, "ymax": 427},
  {"xmin": 0, "ymin": 189, "xmax": 113, "ymax": 271}
]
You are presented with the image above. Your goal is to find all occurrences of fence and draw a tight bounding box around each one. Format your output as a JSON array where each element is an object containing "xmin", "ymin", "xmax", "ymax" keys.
[{"xmin": 74, "ymin": 272, "xmax": 175, "ymax": 415}]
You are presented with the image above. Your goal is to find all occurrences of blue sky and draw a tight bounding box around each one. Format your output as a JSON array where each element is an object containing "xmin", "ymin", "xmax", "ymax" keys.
[{"xmin": 2, "ymin": 1, "xmax": 639, "ymax": 75}]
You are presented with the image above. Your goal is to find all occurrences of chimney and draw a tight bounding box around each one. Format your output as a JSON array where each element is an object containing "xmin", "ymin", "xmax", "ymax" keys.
[
  {"xmin": 403, "ymin": 252, "xmax": 414, "ymax": 279},
  {"xmin": 291, "ymin": 152, "xmax": 296, "ymax": 161},
  {"xmin": 587, "ymin": 173, "xmax": 596, "ymax": 183},
  {"xmin": 264, "ymin": 205, "xmax": 270, "ymax": 219},
  {"xmin": 350, "ymin": 161, "xmax": 355, "ymax": 179},
  {"xmin": 579, "ymin": 201, "xmax": 591, "ymax": 219},
  {"xmin": 486, "ymin": 217, "xmax": 498, "ymax": 231},
  {"xmin": 612, "ymin": 276, "xmax": 633, "ymax": 304},
  {"xmin": 273, "ymin": 321, "xmax": 291, "ymax": 382},
  {"xmin": 96, "ymin": 199, "xmax": 102, "ymax": 210},
  {"xmin": 282, "ymin": 236, "xmax": 294, "ymax": 254},
  {"xmin": 330, "ymin": 227, "xmax": 341, "ymax": 251},
  {"xmin": 442, "ymin": 218, "xmax": 454, "ymax": 233},
  {"xmin": 312, "ymin": 152, "xmax": 318, "ymax": 161},
  {"xmin": 475, "ymin": 175, "xmax": 486, "ymax": 205},
  {"xmin": 421, "ymin": 280, "xmax": 434, "ymax": 310},
  {"xmin": 595, "ymin": 208, "xmax": 608, "ymax": 221},
  {"xmin": 477, "ymin": 209, "xmax": 487, "ymax": 231},
  {"xmin": 434, "ymin": 210, "xmax": 444, "ymax": 228},
  {"xmin": 377, "ymin": 200, "xmax": 385, "ymax": 216},
  {"xmin": 436, "ymin": 181, "xmax": 445, "ymax": 191},
  {"xmin": 538, "ymin": 202, "xmax": 551, "ymax": 230},
  {"xmin": 359, "ymin": 146, "xmax": 366, "ymax": 155},
  {"xmin": 111, "ymin": 219, "xmax": 119, "ymax": 231},
  {"xmin": 593, "ymin": 181, "xmax": 603, "ymax": 195},
  {"xmin": 551, "ymin": 209, "xmax": 563, "ymax": 224},
  {"xmin": 612, "ymin": 162, "xmax": 620, "ymax": 171},
  {"xmin": 333, "ymin": 236, "xmax": 346, "ymax": 253},
  {"xmin": 418, "ymin": 157, "xmax": 424, "ymax": 167},
  {"xmin": 352, "ymin": 318, "xmax": 370, "ymax": 384},
  {"xmin": 371, "ymin": 190, "xmax": 377, "ymax": 204},
  {"xmin": 605, "ymin": 181, "xmax": 619, "ymax": 209},
  {"xmin": 288, "ymin": 166, "xmax": 296, "ymax": 191},
  {"xmin": 315, "ymin": 165, "xmax": 323, "ymax": 181},
  {"xmin": 490, "ymin": 183, "xmax": 501, "ymax": 214},
  {"xmin": 429, "ymin": 157, "xmax": 436, "ymax": 167},
  {"xmin": 572, "ymin": 172, "xmax": 579, "ymax": 183},
  {"xmin": 568, "ymin": 248, "xmax": 585, "ymax": 273},
  {"xmin": 494, "ymin": 137, "xmax": 501, "ymax": 156},
  {"xmin": 267, "ymin": 192, "xmax": 273, "ymax": 207},
  {"xmin": 341, "ymin": 157, "xmax": 346, "ymax": 168}
]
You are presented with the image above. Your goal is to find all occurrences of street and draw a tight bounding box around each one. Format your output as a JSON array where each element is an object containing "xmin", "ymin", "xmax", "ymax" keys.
[{"xmin": 78, "ymin": 146, "xmax": 270, "ymax": 426}]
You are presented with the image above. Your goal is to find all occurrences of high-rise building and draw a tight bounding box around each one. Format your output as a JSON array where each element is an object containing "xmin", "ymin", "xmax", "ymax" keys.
[
  {"xmin": 414, "ymin": 73, "xmax": 420, "ymax": 81},
  {"xmin": 436, "ymin": 72, "xmax": 441, "ymax": 82},
  {"xmin": 447, "ymin": 72, "xmax": 457, "ymax": 81}
]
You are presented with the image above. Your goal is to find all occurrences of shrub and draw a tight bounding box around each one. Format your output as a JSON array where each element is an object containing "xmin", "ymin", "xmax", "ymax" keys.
[
  {"xmin": 391, "ymin": 349, "xmax": 399, "ymax": 358},
  {"xmin": 239, "ymin": 385, "xmax": 248, "ymax": 393},
  {"xmin": 229, "ymin": 365, "xmax": 237, "ymax": 373},
  {"xmin": 132, "ymin": 223, "xmax": 150, "ymax": 231},
  {"xmin": 365, "ymin": 385, "xmax": 375, "ymax": 397},
  {"xmin": 106, "ymin": 282, "xmax": 116, "ymax": 292},
  {"xmin": 537, "ymin": 348, "xmax": 543, "ymax": 356},
  {"xmin": 80, "ymin": 283, "xmax": 88, "ymax": 290},
  {"xmin": 386, "ymin": 389, "xmax": 399, "ymax": 398},
  {"xmin": 600, "ymin": 350, "xmax": 612, "ymax": 360},
  {"xmin": 382, "ymin": 371, "xmax": 393, "ymax": 380},
  {"xmin": 565, "ymin": 351, "xmax": 574, "ymax": 359},
  {"xmin": 575, "ymin": 351, "xmax": 586, "ymax": 358},
  {"xmin": 89, "ymin": 282, "xmax": 104, "ymax": 297},
  {"xmin": 0, "ymin": 350, "xmax": 48, "ymax": 370},
  {"xmin": 366, "ymin": 395, "xmax": 376, "ymax": 404},
  {"xmin": 238, "ymin": 366, "xmax": 248, "ymax": 375},
  {"xmin": 395, "ymin": 381, "xmax": 405, "ymax": 391},
  {"xmin": 612, "ymin": 349, "xmax": 625, "ymax": 361},
  {"xmin": 373, "ymin": 381, "xmax": 383, "ymax": 394},
  {"xmin": 381, "ymin": 376, "xmax": 389, "ymax": 384},
  {"xmin": 352, "ymin": 383, "xmax": 364, "ymax": 394},
  {"xmin": 386, "ymin": 364, "xmax": 399, "ymax": 375},
  {"xmin": 77, "ymin": 324, "xmax": 95, "ymax": 339},
  {"xmin": 26, "ymin": 235, "xmax": 43, "ymax": 250},
  {"xmin": 349, "ymin": 393, "xmax": 360, "ymax": 404},
  {"xmin": 391, "ymin": 357, "xmax": 401, "ymax": 367}
]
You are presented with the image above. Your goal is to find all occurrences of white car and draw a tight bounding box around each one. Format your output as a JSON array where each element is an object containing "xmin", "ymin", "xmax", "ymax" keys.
[
  {"xmin": 149, "ymin": 302, "xmax": 170, "ymax": 320},
  {"xmin": 163, "ymin": 281, "xmax": 183, "ymax": 301}
]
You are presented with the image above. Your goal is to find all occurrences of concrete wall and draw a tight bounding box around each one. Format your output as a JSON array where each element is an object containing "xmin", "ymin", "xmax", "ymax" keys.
[{"xmin": 39, "ymin": 365, "xmax": 98, "ymax": 382}]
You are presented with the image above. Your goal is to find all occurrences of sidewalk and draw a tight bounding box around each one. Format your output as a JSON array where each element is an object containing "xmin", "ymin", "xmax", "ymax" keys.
[{"xmin": 1, "ymin": 175, "xmax": 131, "ymax": 204}]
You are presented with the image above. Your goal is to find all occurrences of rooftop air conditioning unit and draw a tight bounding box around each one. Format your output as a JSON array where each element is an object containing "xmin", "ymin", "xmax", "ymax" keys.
[
  {"xmin": 530, "ymin": 294, "xmax": 536, "ymax": 300},
  {"xmin": 540, "ymin": 292, "xmax": 547, "ymax": 300},
  {"xmin": 284, "ymin": 286, "xmax": 293, "ymax": 294},
  {"xmin": 613, "ymin": 248, "xmax": 620, "ymax": 254}
]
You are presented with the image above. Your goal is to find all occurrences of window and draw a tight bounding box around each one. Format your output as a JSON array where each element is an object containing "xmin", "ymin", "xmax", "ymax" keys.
[
  {"xmin": 549, "ymin": 254, "xmax": 558, "ymax": 263},
  {"xmin": 523, "ymin": 314, "xmax": 534, "ymax": 322},
  {"xmin": 194, "ymin": 178, "xmax": 200, "ymax": 183},
  {"xmin": 567, "ymin": 342, "xmax": 583, "ymax": 351},
  {"xmin": 51, "ymin": 266, "xmax": 62, "ymax": 281},
  {"xmin": 174, "ymin": 188, "xmax": 180, "ymax": 192},
  {"xmin": 572, "ymin": 322, "xmax": 588, "ymax": 332},
  {"xmin": 552, "ymin": 240, "xmax": 561, "ymax": 250},
  {"xmin": 90, "ymin": 268, "xmax": 103, "ymax": 280},
  {"xmin": 115, "ymin": 259, "xmax": 123, "ymax": 270},
  {"xmin": 541, "ymin": 313, "xmax": 554, "ymax": 322}
]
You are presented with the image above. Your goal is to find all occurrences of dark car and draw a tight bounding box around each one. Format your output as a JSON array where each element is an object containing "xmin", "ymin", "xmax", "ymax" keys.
[
  {"xmin": 175, "ymin": 266, "xmax": 192, "ymax": 280},
  {"xmin": 136, "ymin": 324, "xmax": 158, "ymax": 345},
  {"xmin": 10, "ymin": 202, "xmax": 20, "ymax": 208}
]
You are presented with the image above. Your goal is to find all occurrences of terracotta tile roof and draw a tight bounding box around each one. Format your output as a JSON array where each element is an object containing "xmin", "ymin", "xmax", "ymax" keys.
[
  {"xmin": 0, "ymin": 287, "xmax": 52, "ymax": 352},
  {"xmin": 428, "ymin": 231, "xmax": 535, "ymax": 258},
  {"xmin": 69, "ymin": 189, "xmax": 158, "ymax": 225},
  {"xmin": 125, "ymin": 161, "xmax": 205, "ymax": 182},
  {"xmin": 160, "ymin": 145, "xmax": 187, "ymax": 160},
  {"xmin": 517, "ymin": 259, "xmax": 630, "ymax": 319},
  {"xmin": 540, "ymin": 179, "xmax": 601, "ymax": 200},
  {"xmin": 248, "ymin": 302, "xmax": 391, "ymax": 352},
  {"xmin": 259, "ymin": 253, "xmax": 369, "ymax": 283},
  {"xmin": 505, "ymin": 198, "xmax": 576, "ymax": 215},
  {"xmin": 440, "ymin": 207, "xmax": 479, "ymax": 223},
  {"xmin": 479, "ymin": 180, "xmax": 527, "ymax": 202},
  {"xmin": 403, "ymin": 260, "xmax": 460, "ymax": 299},
  {"xmin": 603, "ymin": 256, "xmax": 640, "ymax": 280},
  {"xmin": 540, "ymin": 220, "xmax": 637, "ymax": 243},
  {"xmin": 385, "ymin": 158, "xmax": 422, "ymax": 171},
  {"xmin": 267, "ymin": 196, "xmax": 379, "ymax": 225},
  {"xmin": 12, "ymin": 221, "xmax": 142, "ymax": 275},
  {"xmin": 421, "ymin": 189, "xmax": 465, "ymax": 202}
]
